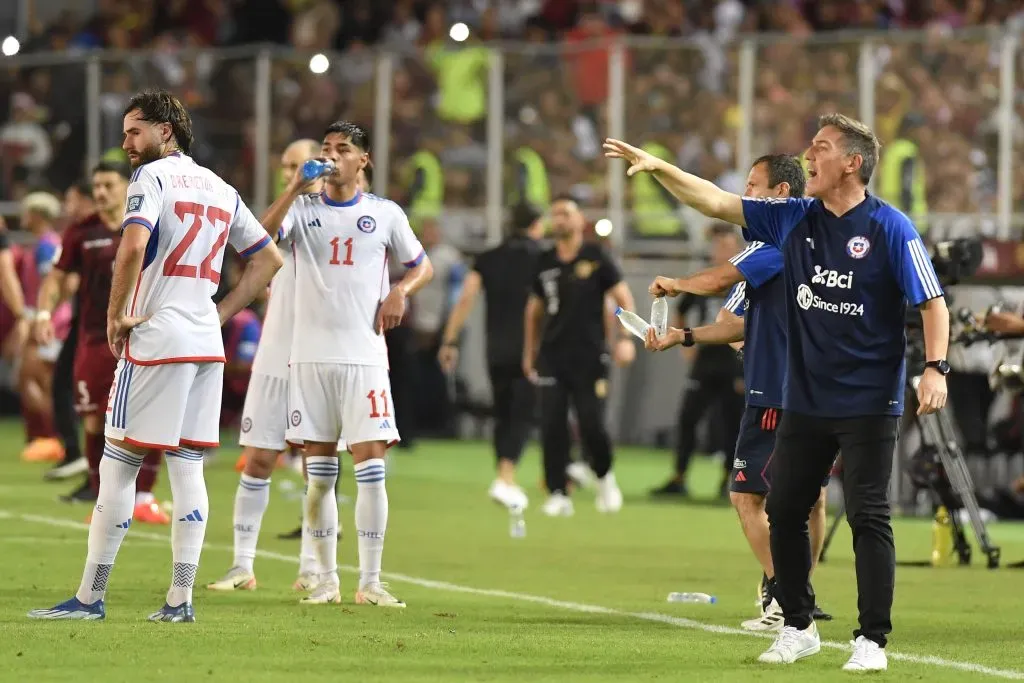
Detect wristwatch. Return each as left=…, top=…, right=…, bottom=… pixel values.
left=681, top=328, right=695, bottom=347
left=924, top=359, right=951, bottom=375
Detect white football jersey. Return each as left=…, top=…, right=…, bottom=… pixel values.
left=284, top=191, right=425, bottom=367
left=120, top=153, right=271, bottom=364
left=249, top=225, right=296, bottom=379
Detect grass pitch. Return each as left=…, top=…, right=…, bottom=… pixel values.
left=1, top=421, right=1022, bottom=682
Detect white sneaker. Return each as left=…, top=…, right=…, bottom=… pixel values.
left=542, top=492, right=574, bottom=517
left=842, top=636, right=887, bottom=671
left=300, top=576, right=341, bottom=604
left=742, top=598, right=784, bottom=631
left=292, top=571, right=318, bottom=592
left=355, top=582, right=406, bottom=608
left=566, top=461, right=596, bottom=489
left=757, top=622, right=820, bottom=664
left=488, top=479, right=528, bottom=510
left=206, top=566, right=257, bottom=591
left=595, top=472, right=623, bottom=513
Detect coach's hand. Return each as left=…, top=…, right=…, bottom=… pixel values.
left=644, top=326, right=682, bottom=351
left=107, top=314, right=150, bottom=358
left=603, top=139, right=662, bottom=177
left=649, top=276, right=681, bottom=298
left=376, top=287, right=406, bottom=334
left=438, top=343, right=459, bottom=373
left=916, top=367, right=948, bottom=415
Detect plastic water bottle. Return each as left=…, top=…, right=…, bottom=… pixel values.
left=615, top=307, right=650, bottom=340
left=509, top=505, right=526, bottom=538
left=651, top=296, right=668, bottom=337
left=667, top=592, right=717, bottom=604
left=301, top=159, right=336, bottom=182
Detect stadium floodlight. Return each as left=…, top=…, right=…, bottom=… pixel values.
left=2, top=36, right=20, bottom=57
left=594, top=218, right=613, bottom=237
left=449, top=23, right=469, bottom=42
left=309, top=53, right=329, bottom=74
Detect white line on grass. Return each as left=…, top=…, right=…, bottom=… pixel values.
left=4, top=510, right=1022, bottom=680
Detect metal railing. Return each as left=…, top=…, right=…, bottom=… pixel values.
left=1, top=26, right=1021, bottom=249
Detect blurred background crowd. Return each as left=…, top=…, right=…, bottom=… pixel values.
left=2, top=0, right=1024, bottom=514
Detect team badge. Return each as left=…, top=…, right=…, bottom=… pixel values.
left=357, top=215, right=376, bottom=233
left=575, top=260, right=595, bottom=279
left=126, top=195, right=144, bottom=212
left=241, top=417, right=252, bottom=433
left=846, top=235, right=870, bottom=259
left=290, top=410, right=302, bottom=426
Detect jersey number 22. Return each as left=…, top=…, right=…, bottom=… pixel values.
left=165, top=201, right=231, bottom=284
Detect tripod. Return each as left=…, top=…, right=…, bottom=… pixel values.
left=818, top=374, right=1001, bottom=568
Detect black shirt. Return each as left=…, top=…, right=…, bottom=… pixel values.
left=532, top=242, right=621, bottom=362
left=473, top=236, right=543, bottom=368
left=677, top=292, right=742, bottom=379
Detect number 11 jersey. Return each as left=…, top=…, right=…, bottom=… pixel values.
left=120, top=153, right=272, bottom=365
left=282, top=191, right=425, bottom=368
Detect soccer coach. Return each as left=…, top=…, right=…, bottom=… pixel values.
left=605, top=113, right=950, bottom=672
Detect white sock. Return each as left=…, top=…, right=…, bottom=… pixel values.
left=165, top=446, right=209, bottom=607
left=76, top=443, right=142, bottom=605
left=233, top=473, right=270, bottom=573
left=298, top=487, right=319, bottom=575
left=303, top=456, right=339, bottom=586
left=354, top=458, right=388, bottom=588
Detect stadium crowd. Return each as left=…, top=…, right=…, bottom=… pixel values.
left=2, top=0, right=1023, bottom=222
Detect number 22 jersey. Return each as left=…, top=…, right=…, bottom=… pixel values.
left=120, top=153, right=272, bottom=365
left=282, top=191, right=425, bottom=368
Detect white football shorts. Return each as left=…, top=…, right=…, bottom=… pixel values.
left=105, top=359, right=222, bottom=450
left=239, top=373, right=289, bottom=451
left=286, top=363, right=400, bottom=448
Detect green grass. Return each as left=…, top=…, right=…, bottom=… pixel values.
left=1, top=420, right=1023, bottom=682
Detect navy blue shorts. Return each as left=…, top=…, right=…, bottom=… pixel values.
left=730, top=406, right=831, bottom=495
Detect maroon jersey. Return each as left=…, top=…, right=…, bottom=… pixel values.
left=55, top=213, right=121, bottom=347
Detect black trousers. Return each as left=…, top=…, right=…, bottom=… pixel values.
left=52, top=319, right=81, bottom=462
left=489, top=363, right=535, bottom=466
left=947, top=372, right=994, bottom=457
left=766, top=411, right=898, bottom=647
left=538, top=354, right=612, bottom=493
left=674, top=374, right=743, bottom=478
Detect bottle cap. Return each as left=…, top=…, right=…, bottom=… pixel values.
left=614, top=307, right=623, bottom=316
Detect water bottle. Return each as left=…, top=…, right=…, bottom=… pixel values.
left=651, top=296, right=668, bottom=337
left=667, top=592, right=717, bottom=604
left=930, top=505, right=955, bottom=567
left=615, top=307, right=650, bottom=340
left=301, top=159, right=336, bottom=182
left=509, top=505, right=526, bottom=538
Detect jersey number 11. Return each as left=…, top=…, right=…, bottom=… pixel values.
left=329, top=237, right=355, bottom=266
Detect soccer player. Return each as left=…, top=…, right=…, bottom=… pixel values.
left=28, top=88, right=283, bottom=622
left=438, top=203, right=545, bottom=510
left=260, top=121, right=432, bottom=607
left=606, top=113, right=949, bottom=671
left=45, top=179, right=96, bottom=481
left=34, top=161, right=169, bottom=522
left=523, top=197, right=635, bottom=517
left=643, top=154, right=831, bottom=629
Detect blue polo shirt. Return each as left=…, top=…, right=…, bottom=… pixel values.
left=723, top=241, right=786, bottom=409
left=741, top=193, right=943, bottom=418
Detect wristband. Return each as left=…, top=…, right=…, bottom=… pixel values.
left=681, top=328, right=695, bottom=347
left=34, top=309, right=51, bottom=322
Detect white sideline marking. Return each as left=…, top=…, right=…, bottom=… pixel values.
left=4, top=510, right=1023, bottom=680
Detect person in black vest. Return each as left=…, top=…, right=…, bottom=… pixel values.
left=439, top=204, right=545, bottom=510
left=523, top=197, right=636, bottom=517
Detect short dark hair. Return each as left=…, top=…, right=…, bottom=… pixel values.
left=362, top=159, right=374, bottom=189
left=817, top=113, right=881, bottom=185
left=92, top=159, right=131, bottom=181
left=70, top=177, right=93, bottom=197
left=323, top=121, right=370, bottom=152
left=510, top=202, right=542, bottom=235
left=123, top=89, right=194, bottom=155
left=751, top=154, right=806, bottom=198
